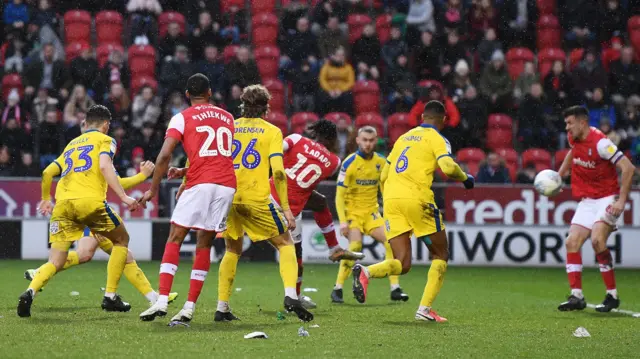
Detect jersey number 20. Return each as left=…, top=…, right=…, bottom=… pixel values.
left=286, top=153, right=322, bottom=188
left=197, top=126, right=233, bottom=157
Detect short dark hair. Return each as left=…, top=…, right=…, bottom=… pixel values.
left=562, top=105, right=589, bottom=120
left=309, top=119, right=337, bottom=143
left=186, top=73, right=211, bottom=98
left=85, top=105, right=111, bottom=126
left=423, top=100, right=446, bottom=120
left=241, top=85, right=271, bottom=118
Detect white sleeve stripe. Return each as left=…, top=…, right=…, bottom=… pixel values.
left=167, top=113, right=185, bottom=134
left=283, top=140, right=290, bottom=152
left=287, top=134, right=302, bottom=144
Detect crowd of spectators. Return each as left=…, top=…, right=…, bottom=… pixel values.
left=2, top=0, right=640, bottom=184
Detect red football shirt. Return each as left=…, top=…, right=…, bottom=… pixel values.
left=270, top=134, right=341, bottom=216
left=568, top=127, right=622, bottom=199
left=166, top=104, right=236, bottom=189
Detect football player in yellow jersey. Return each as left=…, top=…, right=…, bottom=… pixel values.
left=330, top=126, right=409, bottom=303
left=18, top=105, right=140, bottom=317
left=352, top=101, right=475, bottom=322
left=216, top=85, right=313, bottom=322
left=23, top=161, right=178, bottom=306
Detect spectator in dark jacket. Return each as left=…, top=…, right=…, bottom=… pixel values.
left=457, top=86, right=487, bottom=148
left=281, top=17, right=319, bottom=75
left=610, top=47, right=640, bottom=105
left=317, top=16, right=349, bottom=59
left=32, top=0, right=59, bottom=29
left=518, top=83, right=553, bottom=149
left=158, top=22, right=188, bottom=60
left=282, top=0, right=309, bottom=34
left=544, top=60, right=573, bottom=116
left=223, top=46, right=261, bottom=94
left=37, top=108, right=64, bottom=168
left=0, top=146, right=14, bottom=176
left=97, top=49, right=130, bottom=101
left=13, top=152, right=39, bottom=177
left=291, top=61, right=318, bottom=112
left=479, top=49, right=512, bottom=113
left=387, top=81, right=416, bottom=115
left=441, top=30, right=467, bottom=81
left=468, top=0, right=497, bottom=45
left=600, top=0, right=627, bottom=42
left=477, top=28, right=502, bottom=69
left=220, top=5, right=247, bottom=44
left=498, top=0, right=537, bottom=49
left=69, top=45, right=99, bottom=92
left=196, top=45, right=225, bottom=102
left=311, top=0, right=348, bottom=34
left=351, top=24, right=381, bottom=71
left=0, top=115, right=30, bottom=160
left=103, top=82, right=130, bottom=124
left=381, top=26, right=408, bottom=71
left=159, top=45, right=194, bottom=98
left=560, top=0, right=599, bottom=49
left=516, top=163, right=537, bottom=184
left=411, top=30, right=439, bottom=81
left=571, top=49, right=608, bottom=102
left=385, top=53, right=415, bottom=95
left=476, top=152, right=511, bottom=184
left=189, top=10, right=225, bottom=62
left=24, top=43, right=69, bottom=99
left=586, top=87, right=617, bottom=128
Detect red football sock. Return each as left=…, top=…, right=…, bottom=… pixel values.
left=566, top=252, right=583, bottom=291
left=313, top=207, right=339, bottom=248
left=159, top=242, right=181, bottom=296
left=187, top=248, right=211, bottom=303
left=596, top=249, right=616, bottom=291
left=295, top=242, right=303, bottom=296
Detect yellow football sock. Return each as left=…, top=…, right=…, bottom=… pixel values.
left=368, top=258, right=403, bottom=278
left=62, top=251, right=80, bottom=270
left=123, top=260, right=153, bottom=296
left=105, top=246, right=128, bottom=293
left=335, top=241, right=362, bottom=286
left=384, top=241, right=400, bottom=287
left=218, top=251, right=240, bottom=302
left=28, top=262, right=57, bottom=292
left=420, top=259, right=448, bottom=307
left=278, top=245, right=298, bottom=289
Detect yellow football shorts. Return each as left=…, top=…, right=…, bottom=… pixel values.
left=383, top=198, right=445, bottom=239
left=223, top=202, right=286, bottom=242
left=347, top=210, right=385, bottom=235
left=49, top=199, right=122, bottom=244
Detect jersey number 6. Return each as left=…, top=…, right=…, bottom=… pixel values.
left=395, top=147, right=410, bottom=173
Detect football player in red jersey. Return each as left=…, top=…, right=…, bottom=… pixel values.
left=557, top=106, right=636, bottom=312
left=138, top=74, right=237, bottom=323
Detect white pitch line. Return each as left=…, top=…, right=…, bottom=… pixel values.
left=586, top=303, right=640, bottom=318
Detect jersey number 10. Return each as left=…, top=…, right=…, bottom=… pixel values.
left=285, top=153, right=322, bottom=189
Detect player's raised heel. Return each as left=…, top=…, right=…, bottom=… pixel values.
left=139, top=302, right=167, bottom=321
left=390, top=288, right=409, bottom=302
left=329, top=247, right=365, bottom=262
left=214, top=311, right=240, bottom=322
left=300, top=295, right=317, bottom=309
left=170, top=308, right=193, bottom=323
left=17, top=290, right=34, bottom=318
left=595, top=294, right=620, bottom=312
left=24, top=269, right=43, bottom=292
left=352, top=264, right=369, bottom=304
left=331, top=288, right=344, bottom=303
left=102, top=295, right=131, bottom=312
left=557, top=295, right=587, bottom=311
left=284, top=296, right=314, bottom=322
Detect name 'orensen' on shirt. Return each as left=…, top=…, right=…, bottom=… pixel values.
left=235, top=127, right=266, bottom=134
left=192, top=111, right=232, bottom=124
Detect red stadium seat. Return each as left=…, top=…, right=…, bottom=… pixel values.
left=464, top=162, right=480, bottom=177
left=568, top=48, right=584, bottom=70
left=2, top=73, right=23, bottom=101
left=324, top=112, right=352, bottom=127
left=96, top=11, right=123, bottom=46
left=506, top=47, right=535, bottom=80
left=387, top=113, right=411, bottom=144
left=128, top=45, right=156, bottom=78
left=536, top=15, right=561, bottom=50
left=355, top=113, right=384, bottom=136
left=376, top=14, right=392, bottom=44
left=628, top=16, right=640, bottom=53
left=456, top=148, right=486, bottom=163
left=252, top=14, right=279, bottom=47
left=291, top=112, right=320, bottom=134
left=347, top=14, right=372, bottom=44
left=495, top=148, right=518, bottom=166
left=65, top=42, right=89, bottom=65
left=251, top=0, right=276, bottom=15
left=64, top=10, right=91, bottom=45
left=223, top=45, right=240, bottom=64
left=130, top=76, right=158, bottom=96
left=254, top=46, right=280, bottom=81
left=353, top=80, right=380, bottom=115
left=264, top=79, right=284, bottom=113
left=221, top=0, right=245, bottom=12
left=522, top=148, right=552, bottom=169
left=536, top=0, right=556, bottom=15
left=506, top=163, right=517, bottom=182
left=265, top=111, right=288, bottom=134
left=554, top=148, right=570, bottom=170
left=97, top=43, right=124, bottom=68
left=537, top=48, right=565, bottom=78
left=158, top=11, right=186, bottom=38
left=486, top=114, right=513, bottom=151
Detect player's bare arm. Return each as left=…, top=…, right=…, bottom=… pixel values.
left=558, top=149, right=573, bottom=178
left=38, top=161, right=61, bottom=215
left=140, top=137, right=180, bottom=206
left=99, top=154, right=138, bottom=211
left=612, top=156, right=636, bottom=216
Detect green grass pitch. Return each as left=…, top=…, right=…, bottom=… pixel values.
left=0, top=260, right=639, bottom=358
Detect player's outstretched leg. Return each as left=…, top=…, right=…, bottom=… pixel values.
left=170, top=231, right=215, bottom=323
left=100, top=224, right=132, bottom=312
left=592, top=223, right=620, bottom=312
left=415, top=232, right=449, bottom=322
left=558, top=226, right=589, bottom=311
left=333, top=228, right=363, bottom=303
left=24, top=251, right=80, bottom=291
left=140, top=225, right=189, bottom=321
left=215, top=237, right=241, bottom=322
left=295, top=242, right=317, bottom=310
